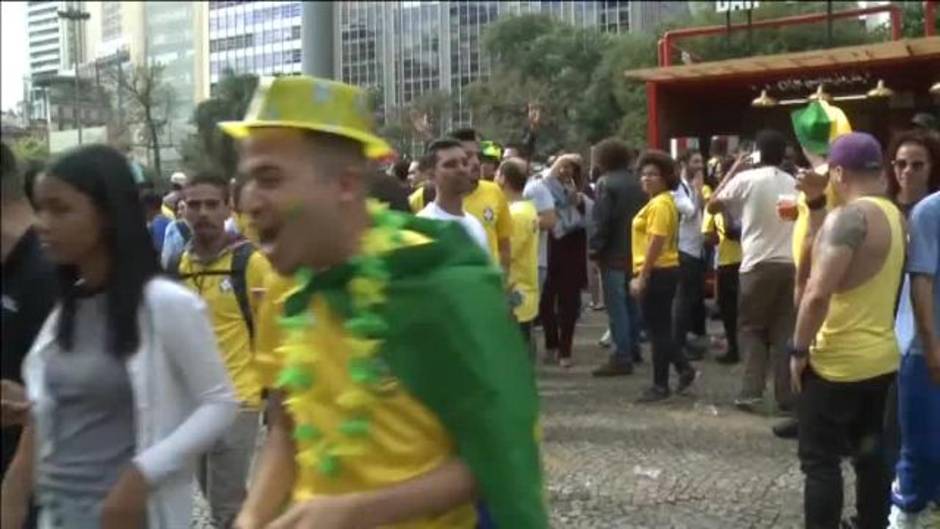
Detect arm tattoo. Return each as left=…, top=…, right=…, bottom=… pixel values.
left=824, top=205, right=867, bottom=249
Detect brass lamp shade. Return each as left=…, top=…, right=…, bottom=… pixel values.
left=751, top=89, right=778, bottom=108
left=807, top=84, right=833, bottom=103
left=931, top=81, right=940, bottom=95
left=866, top=79, right=894, bottom=98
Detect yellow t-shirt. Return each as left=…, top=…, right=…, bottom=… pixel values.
left=178, top=245, right=271, bottom=407
left=631, top=191, right=680, bottom=274
left=462, top=180, right=512, bottom=262
left=702, top=211, right=742, bottom=267
left=256, top=245, right=476, bottom=528
left=508, top=200, right=540, bottom=322
left=810, top=197, right=904, bottom=382
left=234, top=212, right=260, bottom=245
left=408, top=187, right=425, bottom=214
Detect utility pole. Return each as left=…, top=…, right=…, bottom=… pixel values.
left=58, top=6, right=91, bottom=146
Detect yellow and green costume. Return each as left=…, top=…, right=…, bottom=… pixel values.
left=257, top=203, right=548, bottom=529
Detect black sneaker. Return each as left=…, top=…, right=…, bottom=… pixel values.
left=631, top=348, right=644, bottom=364
left=772, top=418, right=799, bottom=440
left=636, top=386, right=670, bottom=403
left=676, top=369, right=699, bottom=394
left=592, top=361, right=634, bottom=377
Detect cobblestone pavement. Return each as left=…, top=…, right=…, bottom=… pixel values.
left=194, top=308, right=863, bottom=529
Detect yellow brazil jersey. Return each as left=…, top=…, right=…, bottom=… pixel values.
left=462, top=180, right=512, bottom=263
left=702, top=210, right=742, bottom=267
left=508, top=200, right=540, bottom=322
left=234, top=212, right=260, bottom=245
left=792, top=183, right=840, bottom=266
left=409, top=187, right=425, bottom=214
left=631, top=191, right=680, bottom=274
left=178, top=243, right=271, bottom=407
left=810, top=197, right=904, bottom=382
left=256, top=233, right=476, bottom=529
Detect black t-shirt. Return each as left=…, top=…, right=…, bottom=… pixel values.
left=1, top=227, right=58, bottom=474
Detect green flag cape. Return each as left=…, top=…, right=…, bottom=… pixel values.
left=283, top=212, right=549, bottom=529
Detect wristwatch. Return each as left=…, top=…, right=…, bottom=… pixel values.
left=789, top=341, right=810, bottom=359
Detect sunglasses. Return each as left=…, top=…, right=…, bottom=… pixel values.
left=892, top=159, right=927, bottom=172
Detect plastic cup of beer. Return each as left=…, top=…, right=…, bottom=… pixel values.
left=776, top=194, right=798, bottom=221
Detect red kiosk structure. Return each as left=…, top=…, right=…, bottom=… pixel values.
left=627, top=2, right=940, bottom=151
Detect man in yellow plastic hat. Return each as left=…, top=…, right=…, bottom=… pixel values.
left=226, top=76, right=546, bottom=529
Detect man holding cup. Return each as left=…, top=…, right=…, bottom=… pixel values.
left=706, top=130, right=798, bottom=427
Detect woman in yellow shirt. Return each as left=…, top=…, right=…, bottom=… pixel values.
left=629, top=150, right=698, bottom=403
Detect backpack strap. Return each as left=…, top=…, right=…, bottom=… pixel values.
left=229, top=242, right=256, bottom=342
left=166, top=251, right=183, bottom=278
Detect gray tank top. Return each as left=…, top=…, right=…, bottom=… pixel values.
left=37, top=293, right=136, bottom=497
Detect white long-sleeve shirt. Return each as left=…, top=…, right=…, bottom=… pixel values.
left=673, top=179, right=704, bottom=258
left=24, top=278, right=238, bottom=528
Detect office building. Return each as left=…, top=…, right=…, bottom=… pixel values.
left=208, top=1, right=303, bottom=91
left=334, top=1, right=688, bottom=126
left=26, top=1, right=89, bottom=121
left=143, top=1, right=209, bottom=171
left=27, top=1, right=87, bottom=78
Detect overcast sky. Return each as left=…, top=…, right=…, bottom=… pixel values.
left=2, top=1, right=28, bottom=112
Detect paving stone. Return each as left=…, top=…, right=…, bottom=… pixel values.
left=192, top=306, right=863, bottom=528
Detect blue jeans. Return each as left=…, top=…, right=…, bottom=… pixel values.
left=893, top=354, right=940, bottom=513
left=601, top=267, right=636, bottom=366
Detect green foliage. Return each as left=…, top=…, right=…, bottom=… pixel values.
left=895, top=0, right=936, bottom=38
left=468, top=14, right=613, bottom=156
left=378, top=89, right=452, bottom=158
left=181, top=69, right=259, bottom=176
left=10, top=135, right=50, bottom=164
left=470, top=3, right=896, bottom=156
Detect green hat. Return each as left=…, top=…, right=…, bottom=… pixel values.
left=791, top=101, right=831, bottom=156
left=219, top=76, right=392, bottom=159
left=480, top=140, right=502, bottom=161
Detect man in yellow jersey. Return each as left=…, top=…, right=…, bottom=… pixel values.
left=702, top=206, right=742, bottom=364
left=789, top=133, right=905, bottom=529
left=407, top=155, right=436, bottom=214
left=497, top=157, right=540, bottom=349
left=449, top=128, right=512, bottom=272
left=173, top=173, right=271, bottom=529
left=224, top=76, right=546, bottom=529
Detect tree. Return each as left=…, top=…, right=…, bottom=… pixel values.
left=378, top=89, right=454, bottom=158
left=180, top=70, right=259, bottom=176
left=471, top=4, right=893, bottom=157
left=10, top=134, right=50, bottom=163
left=468, top=14, right=612, bottom=157
left=110, top=63, right=176, bottom=179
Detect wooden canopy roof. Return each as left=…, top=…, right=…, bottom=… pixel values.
left=625, top=37, right=940, bottom=84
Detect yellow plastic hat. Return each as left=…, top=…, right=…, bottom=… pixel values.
left=219, top=76, right=392, bottom=159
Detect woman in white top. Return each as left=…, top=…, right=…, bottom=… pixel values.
left=0, top=145, right=238, bottom=529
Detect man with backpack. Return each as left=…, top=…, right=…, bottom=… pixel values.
left=170, top=172, right=271, bottom=529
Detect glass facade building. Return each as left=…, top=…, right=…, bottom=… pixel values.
left=208, top=1, right=303, bottom=90
left=335, top=1, right=683, bottom=127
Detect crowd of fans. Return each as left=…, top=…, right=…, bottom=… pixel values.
left=0, top=72, right=938, bottom=529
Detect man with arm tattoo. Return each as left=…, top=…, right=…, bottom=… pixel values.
left=790, top=133, right=906, bottom=529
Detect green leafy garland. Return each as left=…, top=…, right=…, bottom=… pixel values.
left=274, top=200, right=407, bottom=483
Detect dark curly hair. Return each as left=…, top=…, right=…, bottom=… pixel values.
left=594, top=138, right=633, bottom=173
left=886, top=129, right=940, bottom=201
left=636, top=149, right=679, bottom=191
